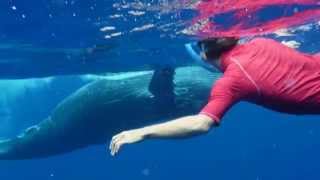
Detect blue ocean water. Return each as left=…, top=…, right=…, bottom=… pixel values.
left=0, top=0, right=320, bottom=179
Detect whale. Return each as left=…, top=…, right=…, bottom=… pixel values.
left=0, top=67, right=218, bottom=160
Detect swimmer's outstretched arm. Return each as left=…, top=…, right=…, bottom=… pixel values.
left=109, top=114, right=214, bottom=156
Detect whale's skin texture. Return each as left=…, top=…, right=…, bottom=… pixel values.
left=0, top=67, right=218, bottom=160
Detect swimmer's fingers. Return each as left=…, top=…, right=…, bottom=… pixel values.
left=109, top=133, right=123, bottom=156
left=109, top=133, right=121, bottom=150
left=109, top=130, right=145, bottom=156
left=109, top=132, right=126, bottom=152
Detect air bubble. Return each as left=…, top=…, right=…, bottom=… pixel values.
left=142, top=168, right=150, bottom=176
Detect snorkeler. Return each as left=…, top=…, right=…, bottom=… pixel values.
left=109, top=37, right=320, bottom=156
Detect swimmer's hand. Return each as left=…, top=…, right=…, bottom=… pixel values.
left=109, top=115, right=214, bottom=156
left=109, top=129, right=145, bottom=156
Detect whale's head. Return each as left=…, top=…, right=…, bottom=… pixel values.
left=0, top=125, right=54, bottom=160
left=0, top=138, right=18, bottom=160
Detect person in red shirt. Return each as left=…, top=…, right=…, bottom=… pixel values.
left=109, top=37, right=320, bottom=156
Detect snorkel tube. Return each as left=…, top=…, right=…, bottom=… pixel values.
left=184, top=42, right=219, bottom=72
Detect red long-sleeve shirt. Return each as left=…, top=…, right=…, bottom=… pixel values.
left=200, top=38, right=320, bottom=123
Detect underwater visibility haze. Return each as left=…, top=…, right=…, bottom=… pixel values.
left=0, top=0, right=320, bottom=179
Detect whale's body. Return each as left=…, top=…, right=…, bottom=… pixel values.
left=0, top=67, right=217, bottom=160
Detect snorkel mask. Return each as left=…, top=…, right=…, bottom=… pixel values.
left=185, top=42, right=220, bottom=72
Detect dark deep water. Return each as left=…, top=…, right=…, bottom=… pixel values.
left=2, top=102, right=320, bottom=179
left=0, top=0, right=320, bottom=179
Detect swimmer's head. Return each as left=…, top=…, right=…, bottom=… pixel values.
left=197, top=37, right=239, bottom=62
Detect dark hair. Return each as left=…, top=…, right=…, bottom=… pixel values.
left=197, top=37, right=239, bottom=60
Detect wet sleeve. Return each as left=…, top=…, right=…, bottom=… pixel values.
left=199, top=76, right=241, bottom=124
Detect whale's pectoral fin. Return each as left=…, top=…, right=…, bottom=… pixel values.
left=18, top=125, right=40, bottom=138
left=24, top=125, right=40, bottom=134
left=148, top=67, right=176, bottom=108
